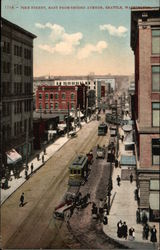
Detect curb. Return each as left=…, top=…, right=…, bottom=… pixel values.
left=1, top=119, right=94, bottom=205
left=1, top=136, right=70, bottom=206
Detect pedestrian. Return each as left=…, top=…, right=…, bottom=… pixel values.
left=103, top=211, right=108, bottom=225
left=44, top=148, right=46, bottom=155
left=31, top=163, right=34, bottom=173
left=142, top=210, right=148, bottom=224
left=1, top=179, right=5, bottom=189
left=130, top=173, right=133, bottom=183
left=132, top=228, right=135, bottom=240
left=150, top=225, right=157, bottom=243
left=129, top=227, right=135, bottom=240
left=25, top=169, right=28, bottom=179
left=26, top=164, right=29, bottom=171
left=117, top=220, right=123, bottom=238
left=136, top=209, right=141, bottom=223
left=42, top=154, right=44, bottom=163
left=121, top=135, right=124, bottom=142
left=19, top=192, right=24, bottom=207
left=37, top=153, right=39, bottom=161
left=122, top=221, right=128, bottom=240
left=143, top=223, right=149, bottom=240
left=116, top=175, right=121, bottom=186
left=115, top=159, right=118, bottom=168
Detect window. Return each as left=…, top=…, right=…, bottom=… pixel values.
left=2, top=103, right=10, bottom=116
left=24, top=66, right=31, bottom=76
left=55, top=103, right=58, bottom=109
left=50, top=93, right=53, bottom=99
left=71, top=103, right=74, bottom=109
left=3, top=41, right=10, bottom=53
left=152, top=103, right=160, bottom=127
left=24, top=48, right=31, bottom=59
left=24, top=100, right=31, bottom=112
left=39, top=93, right=42, bottom=99
left=71, top=93, right=74, bottom=100
left=24, top=82, right=31, bottom=94
left=14, top=64, right=22, bottom=75
left=55, top=93, right=58, bottom=99
left=152, top=30, right=160, bottom=54
left=78, top=170, right=81, bottom=174
left=45, top=103, right=49, bottom=109
left=3, top=62, right=10, bottom=73
left=152, top=139, right=160, bottom=165
left=152, top=66, right=160, bottom=92
left=2, top=82, right=11, bottom=95
left=50, top=103, right=53, bottom=109
left=14, top=45, right=22, bottom=57
left=39, top=103, right=42, bottom=109
left=62, top=93, right=66, bottom=99
left=45, top=93, right=49, bottom=99
left=14, top=82, right=22, bottom=94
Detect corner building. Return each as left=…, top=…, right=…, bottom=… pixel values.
left=1, top=18, right=36, bottom=162
left=131, top=8, right=160, bottom=221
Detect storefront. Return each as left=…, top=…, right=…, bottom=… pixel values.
left=149, top=180, right=160, bottom=221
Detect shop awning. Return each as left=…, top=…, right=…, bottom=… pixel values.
left=120, top=155, right=136, bottom=166
left=6, top=149, right=22, bottom=165
left=150, top=180, right=160, bottom=191
left=70, top=111, right=84, bottom=118
left=149, top=193, right=160, bottom=210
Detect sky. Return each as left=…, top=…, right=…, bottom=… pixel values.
left=2, top=0, right=159, bottom=77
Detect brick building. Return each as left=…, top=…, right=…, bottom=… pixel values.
left=35, top=85, right=87, bottom=121
left=131, top=8, right=160, bottom=220
left=1, top=18, right=36, bottom=164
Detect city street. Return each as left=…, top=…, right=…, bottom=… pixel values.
left=1, top=114, right=112, bottom=249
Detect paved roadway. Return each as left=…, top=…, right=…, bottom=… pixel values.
left=1, top=115, right=109, bottom=249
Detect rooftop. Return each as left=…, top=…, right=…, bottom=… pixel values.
left=2, top=17, right=37, bottom=39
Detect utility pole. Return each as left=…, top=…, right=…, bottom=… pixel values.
left=86, top=93, right=88, bottom=122
left=25, top=119, right=29, bottom=168
left=115, top=100, right=119, bottom=158
left=67, top=102, right=69, bottom=137
left=78, top=104, right=81, bottom=128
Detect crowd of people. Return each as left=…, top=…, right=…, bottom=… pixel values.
left=116, top=219, right=157, bottom=244
left=117, top=220, right=128, bottom=239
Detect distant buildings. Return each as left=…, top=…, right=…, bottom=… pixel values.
left=33, top=75, right=121, bottom=112
left=1, top=18, right=36, bottom=164
left=35, top=85, right=87, bottom=121
left=131, top=7, right=160, bottom=221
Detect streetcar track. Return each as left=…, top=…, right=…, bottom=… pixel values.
left=4, top=118, right=110, bottom=248
left=5, top=121, right=102, bottom=247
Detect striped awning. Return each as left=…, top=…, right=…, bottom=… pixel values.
left=6, top=149, right=22, bottom=165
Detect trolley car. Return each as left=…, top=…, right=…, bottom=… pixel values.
left=98, top=123, right=108, bottom=136
left=68, top=155, right=88, bottom=186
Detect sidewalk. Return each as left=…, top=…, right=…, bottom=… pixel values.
left=1, top=135, right=69, bottom=205
left=103, top=136, right=159, bottom=249
left=1, top=116, right=98, bottom=205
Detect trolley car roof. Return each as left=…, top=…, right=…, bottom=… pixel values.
left=69, top=155, right=88, bottom=169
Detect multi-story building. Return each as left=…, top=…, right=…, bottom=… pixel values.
left=1, top=18, right=36, bottom=164
left=34, top=75, right=118, bottom=109
left=131, top=8, right=160, bottom=221
left=35, top=85, right=87, bottom=121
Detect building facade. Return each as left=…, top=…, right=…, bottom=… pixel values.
left=35, top=85, right=87, bottom=121
left=1, top=18, right=36, bottom=164
left=131, top=8, right=160, bottom=220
